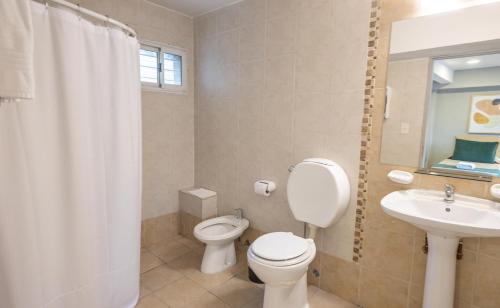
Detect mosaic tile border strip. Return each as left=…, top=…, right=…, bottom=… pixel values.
left=352, top=0, right=381, bottom=263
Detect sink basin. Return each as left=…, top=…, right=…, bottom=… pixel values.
left=381, top=189, right=500, bottom=237
left=381, top=188, right=500, bottom=308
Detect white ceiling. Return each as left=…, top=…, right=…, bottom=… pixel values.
left=437, top=53, right=500, bottom=71
left=147, top=0, right=239, bottom=17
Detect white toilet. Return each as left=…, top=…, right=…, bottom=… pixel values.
left=247, top=158, right=350, bottom=308
left=194, top=215, right=249, bottom=274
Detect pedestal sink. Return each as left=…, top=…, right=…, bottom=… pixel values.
left=381, top=189, right=500, bottom=308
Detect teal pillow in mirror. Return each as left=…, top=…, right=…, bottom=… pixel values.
left=452, top=139, right=499, bottom=163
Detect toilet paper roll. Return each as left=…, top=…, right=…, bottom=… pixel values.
left=254, top=181, right=276, bottom=197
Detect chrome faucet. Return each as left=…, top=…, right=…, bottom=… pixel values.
left=234, top=208, right=243, bottom=220
left=444, top=184, right=455, bottom=203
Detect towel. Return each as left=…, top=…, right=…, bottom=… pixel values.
left=0, top=0, right=34, bottom=102
left=456, top=161, right=476, bottom=170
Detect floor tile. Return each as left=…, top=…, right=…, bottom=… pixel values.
left=309, top=289, right=358, bottom=308
left=210, top=276, right=264, bottom=307
left=308, top=285, right=321, bottom=299
left=153, top=277, right=208, bottom=308
left=139, top=284, right=152, bottom=299
left=182, top=292, right=230, bottom=308
left=167, top=251, right=203, bottom=275
left=239, top=296, right=263, bottom=308
left=140, top=250, right=163, bottom=274
left=186, top=266, right=238, bottom=290
left=150, top=240, right=192, bottom=263
left=177, top=237, right=206, bottom=255
left=135, top=295, right=169, bottom=308
left=140, top=264, right=184, bottom=292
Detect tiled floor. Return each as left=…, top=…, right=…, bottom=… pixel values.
left=138, top=235, right=357, bottom=308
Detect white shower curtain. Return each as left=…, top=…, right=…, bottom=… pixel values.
left=0, top=2, right=141, bottom=308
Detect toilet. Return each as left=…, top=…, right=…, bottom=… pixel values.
left=194, top=215, right=249, bottom=274
left=247, top=158, right=350, bottom=308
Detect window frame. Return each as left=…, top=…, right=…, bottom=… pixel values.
left=140, top=40, right=188, bottom=95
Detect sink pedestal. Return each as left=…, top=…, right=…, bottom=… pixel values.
left=423, top=233, right=459, bottom=308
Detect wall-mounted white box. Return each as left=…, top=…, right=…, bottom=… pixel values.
left=179, top=188, right=217, bottom=220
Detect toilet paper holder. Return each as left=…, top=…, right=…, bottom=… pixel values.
left=254, top=180, right=277, bottom=196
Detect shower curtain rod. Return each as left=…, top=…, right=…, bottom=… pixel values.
left=34, top=0, right=137, bottom=38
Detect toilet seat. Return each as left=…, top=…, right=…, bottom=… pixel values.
left=251, top=232, right=309, bottom=260
left=249, top=232, right=315, bottom=267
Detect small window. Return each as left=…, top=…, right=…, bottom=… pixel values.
left=140, top=42, right=187, bottom=93
left=163, top=53, right=182, bottom=86
left=140, top=47, right=160, bottom=85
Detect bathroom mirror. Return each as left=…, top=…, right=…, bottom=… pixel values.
left=381, top=53, right=500, bottom=180
left=379, top=4, right=500, bottom=181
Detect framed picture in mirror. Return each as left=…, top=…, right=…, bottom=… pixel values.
left=468, top=94, right=500, bottom=134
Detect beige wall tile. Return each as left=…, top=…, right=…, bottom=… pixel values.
left=359, top=267, right=409, bottom=308
left=297, top=0, right=334, bottom=28
left=473, top=254, right=500, bottom=308
left=217, top=30, right=239, bottom=65
left=294, top=91, right=333, bottom=134
left=267, top=0, right=298, bottom=19
left=408, top=283, right=424, bottom=308
left=240, top=23, right=266, bottom=62
left=179, top=211, right=202, bottom=240
left=239, top=0, right=266, bottom=26
left=455, top=250, right=478, bottom=306
left=195, top=12, right=217, bottom=39
left=266, top=15, right=296, bottom=57
left=240, top=227, right=264, bottom=246
left=320, top=253, right=360, bottom=304
left=479, top=238, right=500, bottom=259
left=216, top=4, right=240, bottom=32
left=114, top=0, right=140, bottom=25
left=411, top=236, right=427, bottom=286
left=360, top=226, right=414, bottom=281
left=307, top=252, right=321, bottom=287
left=295, top=52, right=334, bottom=93
left=79, top=0, right=115, bottom=17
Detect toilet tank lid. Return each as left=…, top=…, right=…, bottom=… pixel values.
left=303, top=158, right=335, bottom=166
left=182, top=188, right=216, bottom=199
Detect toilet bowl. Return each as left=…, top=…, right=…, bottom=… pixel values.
left=194, top=215, right=249, bottom=274
left=247, top=158, right=350, bottom=308
left=247, top=232, right=316, bottom=308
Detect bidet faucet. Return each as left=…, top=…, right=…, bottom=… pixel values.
left=444, top=184, right=455, bottom=203
left=234, top=208, right=243, bottom=220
